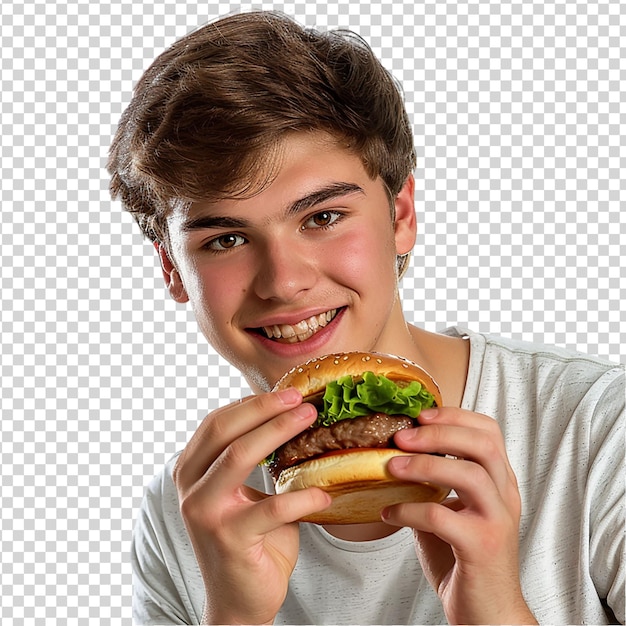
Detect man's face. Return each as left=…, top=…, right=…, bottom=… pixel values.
left=164, top=133, right=416, bottom=392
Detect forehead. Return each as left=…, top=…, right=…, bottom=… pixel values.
left=168, top=132, right=376, bottom=228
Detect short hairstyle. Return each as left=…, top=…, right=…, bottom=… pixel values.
left=108, top=10, right=416, bottom=272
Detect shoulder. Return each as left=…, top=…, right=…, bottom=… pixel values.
left=450, top=326, right=623, bottom=394
left=486, top=332, right=623, bottom=410
left=445, top=327, right=624, bottom=437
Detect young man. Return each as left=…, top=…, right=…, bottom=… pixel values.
left=108, top=11, right=624, bottom=625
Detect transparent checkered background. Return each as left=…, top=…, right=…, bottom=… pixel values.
left=2, top=0, right=624, bottom=623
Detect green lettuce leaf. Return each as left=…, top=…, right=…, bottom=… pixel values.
left=316, top=371, right=436, bottom=427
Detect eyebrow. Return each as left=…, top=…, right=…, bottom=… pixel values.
left=286, top=182, right=364, bottom=216
left=181, top=214, right=248, bottom=232
left=181, top=182, right=365, bottom=232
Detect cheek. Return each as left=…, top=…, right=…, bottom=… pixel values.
left=184, top=264, right=242, bottom=323
left=328, top=228, right=397, bottom=281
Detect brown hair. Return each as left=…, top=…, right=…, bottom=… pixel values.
left=108, top=10, right=416, bottom=272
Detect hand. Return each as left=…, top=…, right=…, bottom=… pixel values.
left=382, top=408, right=537, bottom=625
left=172, top=388, right=331, bottom=625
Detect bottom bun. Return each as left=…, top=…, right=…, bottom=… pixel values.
left=275, top=449, right=450, bottom=524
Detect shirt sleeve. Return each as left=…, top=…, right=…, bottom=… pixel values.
left=587, top=367, right=625, bottom=624
left=131, top=460, right=200, bottom=625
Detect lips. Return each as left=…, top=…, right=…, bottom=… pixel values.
left=257, top=309, right=338, bottom=344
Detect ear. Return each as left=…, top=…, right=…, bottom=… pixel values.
left=154, top=242, right=189, bottom=303
left=393, top=175, right=417, bottom=256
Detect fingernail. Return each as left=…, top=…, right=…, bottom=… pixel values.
left=293, top=403, right=316, bottom=420
left=395, top=427, right=418, bottom=442
left=278, top=387, right=301, bottom=405
left=419, top=408, right=438, bottom=420
left=389, top=455, right=410, bottom=470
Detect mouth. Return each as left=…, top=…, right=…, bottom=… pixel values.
left=254, top=308, right=340, bottom=344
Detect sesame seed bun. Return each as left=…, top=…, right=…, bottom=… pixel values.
left=270, top=351, right=449, bottom=524
left=274, top=351, right=443, bottom=406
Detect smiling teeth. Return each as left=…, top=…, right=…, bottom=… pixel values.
left=263, top=309, right=337, bottom=343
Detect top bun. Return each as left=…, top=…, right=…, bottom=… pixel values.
left=273, top=351, right=443, bottom=406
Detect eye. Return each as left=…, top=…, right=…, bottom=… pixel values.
left=301, top=210, right=343, bottom=230
left=205, top=233, right=247, bottom=252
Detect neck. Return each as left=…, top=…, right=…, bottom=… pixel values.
left=323, top=521, right=400, bottom=541
left=403, top=325, right=470, bottom=408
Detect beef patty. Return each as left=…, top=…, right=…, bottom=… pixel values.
left=268, top=413, right=415, bottom=480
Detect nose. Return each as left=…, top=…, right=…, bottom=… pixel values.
left=252, top=239, right=316, bottom=302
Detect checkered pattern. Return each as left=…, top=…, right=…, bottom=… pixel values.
left=2, top=0, right=624, bottom=623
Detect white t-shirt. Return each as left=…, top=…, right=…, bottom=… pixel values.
left=131, top=328, right=625, bottom=625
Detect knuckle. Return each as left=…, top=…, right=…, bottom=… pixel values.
left=178, top=489, right=208, bottom=526
left=251, top=390, right=280, bottom=415
left=171, top=455, right=187, bottom=490
left=201, top=409, right=229, bottom=443
left=478, top=432, right=502, bottom=461
left=391, top=501, right=443, bottom=529
left=423, top=501, right=445, bottom=527
left=418, top=451, right=440, bottom=475
left=178, top=483, right=226, bottom=533
left=178, top=490, right=197, bottom=519
left=464, top=460, right=490, bottom=488
left=420, top=423, right=443, bottom=447
left=482, top=414, right=504, bottom=438
left=219, top=436, right=251, bottom=469
left=264, top=493, right=290, bottom=520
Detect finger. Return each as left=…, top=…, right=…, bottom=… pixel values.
left=418, top=407, right=500, bottom=432
left=382, top=498, right=464, bottom=544
left=174, top=388, right=304, bottom=489
left=395, top=409, right=516, bottom=497
left=394, top=425, right=513, bottom=497
left=177, top=402, right=320, bottom=533
left=205, top=402, right=319, bottom=497
left=386, top=453, right=506, bottom=517
left=383, top=494, right=518, bottom=566
left=238, top=488, right=333, bottom=537
left=416, top=407, right=508, bottom=463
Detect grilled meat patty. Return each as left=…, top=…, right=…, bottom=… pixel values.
left=268, top=413, right=414, bottom=480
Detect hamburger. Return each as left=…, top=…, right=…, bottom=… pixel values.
left=265, top=351, right=450, bottom=524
